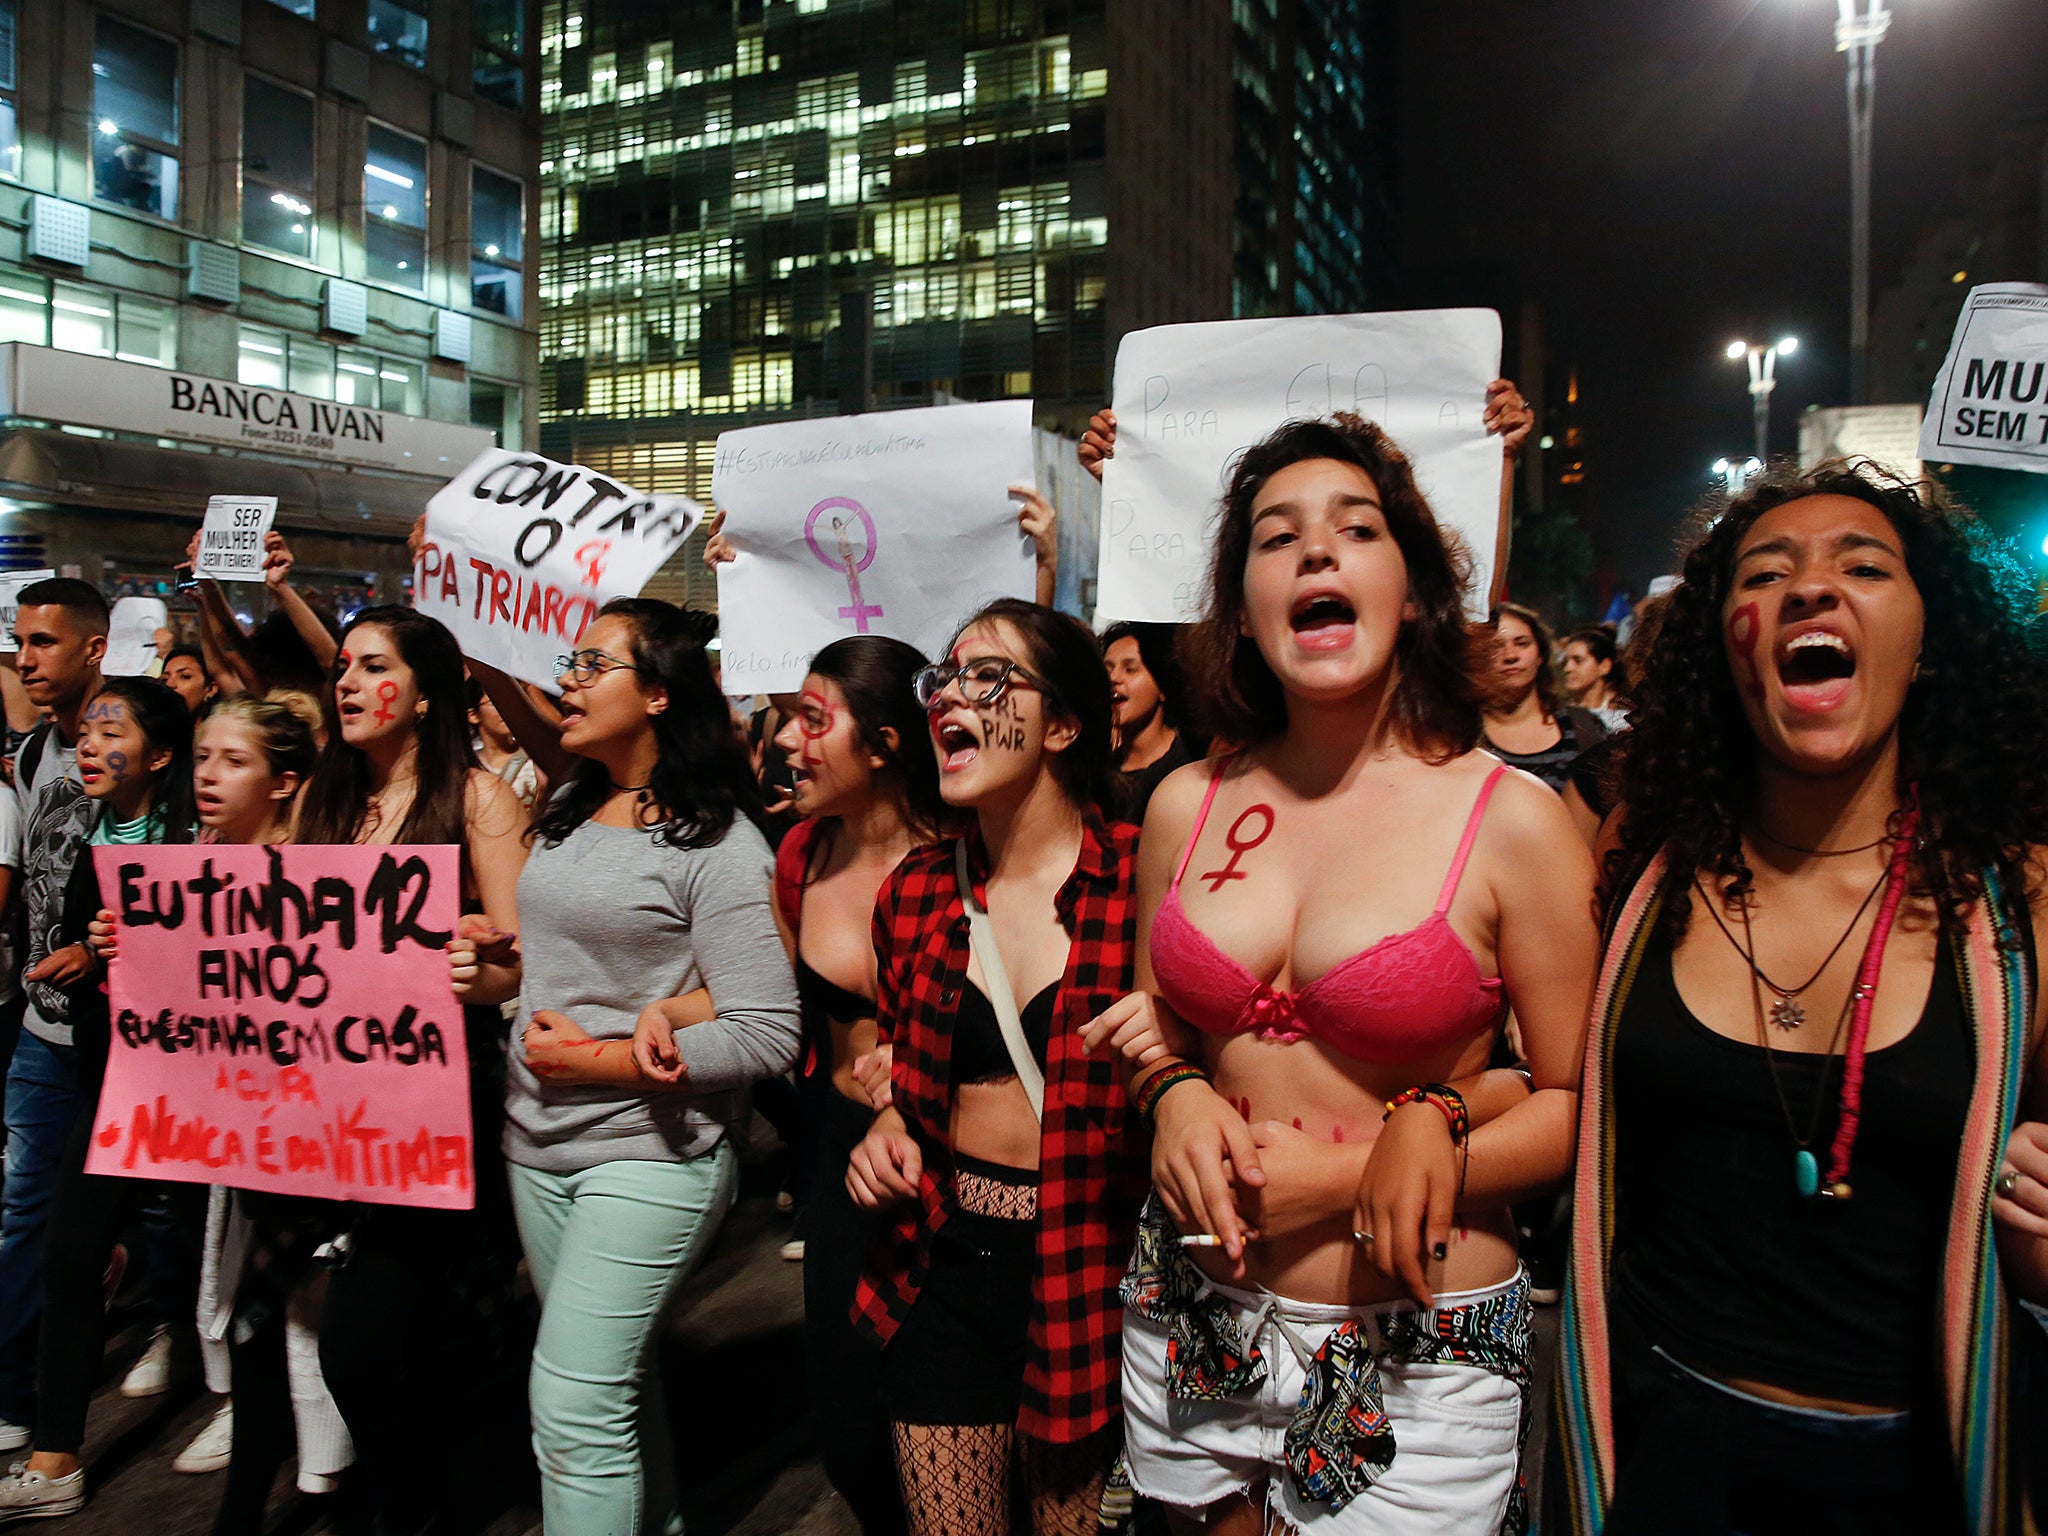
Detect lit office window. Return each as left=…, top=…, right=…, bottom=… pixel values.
left=0, top=267, right=45, bottom=344
left=473, top=0, right=524, bottom=109
left=242, top=77, right=315, bottom=260
left=116, top=293, right=174, bottom=366
left=93, top=17, right=180, bottom=219
left=364, top=125, right=426, bottom=290
left=336, top=347, right=421, bottom=414
left=367, top=0, right=427, bottom=70
left=47, top=285, right=174, bottom=367
left=470, top=166, right=523, bottom=319
left=51, top=282, right=113, bottom=355
left=236, top=323, right=287, bottom=388
left=0, top=0, right=19, bottom=180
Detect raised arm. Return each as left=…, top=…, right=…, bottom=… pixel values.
left=261, top=531, right=339, bottom=674
left=1483, top=379, right=1534, bottom=611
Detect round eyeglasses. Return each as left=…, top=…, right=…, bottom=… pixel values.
left=910, top=657, right=1049, bottom=710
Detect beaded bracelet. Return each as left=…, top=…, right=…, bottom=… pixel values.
left=1384, top=1083, right=1470, bottom=1144
left=1133, top=1061, right=1210, bottom=1122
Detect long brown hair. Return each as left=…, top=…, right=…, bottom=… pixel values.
left=296, top=607, right=477, bottom=847
left=1183, top=413, right=1488, bottom=761
left=1490, top=600, right=1561, bottom=719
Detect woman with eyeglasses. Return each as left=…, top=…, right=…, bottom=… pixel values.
left=290, top=605, right=530, bottom=1536
left=845, top=598, right=1144, bottom=1536
left=508, top=599, right=799, bottom=1534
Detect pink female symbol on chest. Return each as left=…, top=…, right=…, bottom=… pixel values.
left=804, top=496, right=882, bottom=633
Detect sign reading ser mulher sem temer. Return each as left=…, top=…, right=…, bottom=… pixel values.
left=1921, top=283, right=2048, bottom=475
left=416, top=447, right=704, bottom=690
left=0, top=343, right=492, bottom=475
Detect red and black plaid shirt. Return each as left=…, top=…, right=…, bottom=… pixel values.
left=852, top=813, right=1147, bottom=1444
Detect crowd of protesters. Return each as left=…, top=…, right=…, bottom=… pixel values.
left=0, top=376, right=2042, bottom=1536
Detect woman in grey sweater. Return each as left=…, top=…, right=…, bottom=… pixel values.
left=500, top=597, right=799, bottom=1536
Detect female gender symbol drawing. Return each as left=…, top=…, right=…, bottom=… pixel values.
left=804, top=496, right=883, bottom=633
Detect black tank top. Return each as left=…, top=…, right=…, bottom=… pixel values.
left=950, top=981, right=1057, bottom=1086
left=1611, top=927, right=1972, bottom=1404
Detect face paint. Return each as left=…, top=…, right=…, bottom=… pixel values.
left=797, top=689, right=834, bottom=770
left=84, top=698, right=121, bottom=723
left=105, top=749, right=128, bottom=784
left=979, top=691, right=1029, bottom=753
left=1199, top=804, right=1276, bottom=893
left=1726, top=601, right=1765, bottom=701
left=373, top=678, right=399, bottom=726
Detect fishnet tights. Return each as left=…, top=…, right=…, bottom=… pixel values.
left=891, top=1423, right=1112, bottom=1536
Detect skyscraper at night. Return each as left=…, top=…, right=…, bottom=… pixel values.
left=536, top=0, right=1394, bottom=603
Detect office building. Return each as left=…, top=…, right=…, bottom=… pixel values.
left=0, top=0, right=538, bottom=614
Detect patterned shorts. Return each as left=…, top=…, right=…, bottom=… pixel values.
left=1119, top=1198, right=1531, bottom=1535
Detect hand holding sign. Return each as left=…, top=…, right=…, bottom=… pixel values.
left=195, top=496, right=279, bottom=582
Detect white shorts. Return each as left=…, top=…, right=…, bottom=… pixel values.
left=1120, top=1274, right=1527, bottom=1535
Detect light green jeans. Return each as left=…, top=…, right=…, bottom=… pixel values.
left=508, top=1143, right=738, bottom=1536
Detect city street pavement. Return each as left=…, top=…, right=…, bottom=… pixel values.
left=49, top=1129, right=1556, bottom=1535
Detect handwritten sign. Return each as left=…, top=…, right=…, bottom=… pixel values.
left=0, top=567, right=55, bottom=653
left=194, top=495, right=278, bottom=581
left=88, top=843, right=475, bottom=1209
left=1921, top=283, right=2048, bottom=475
left=711, top=400, right=1037, bottom=693
left=103, top=596, right=167, bottom=677
left=415, top=448, right=704, bottom=689
left=1095, top=310, right=1505, bottom=623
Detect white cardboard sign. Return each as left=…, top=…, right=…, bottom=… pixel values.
left=104, top=596, right=167, bottom=677
left=1920, top=283, right=2048, bottom=475
left=194, top=495, right=278, bottom=582
left=710, top=400, right=1038, bottom=693
left=1095, top=310, right=1505, bottom=622
left=0, top=568, right=56, bottom=653
left=415, top=449, right=704, bottom=689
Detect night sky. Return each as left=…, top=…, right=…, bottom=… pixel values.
left=1398, top=0, right=2048, bottom=598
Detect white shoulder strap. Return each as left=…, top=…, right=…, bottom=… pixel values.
left=954, top=839, right=1045, bottom=1122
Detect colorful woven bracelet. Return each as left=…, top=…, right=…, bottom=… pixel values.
left=1384, top=1082, right=1469, bottom=1143
left=1134, top=1062, right=1210, bottom=1121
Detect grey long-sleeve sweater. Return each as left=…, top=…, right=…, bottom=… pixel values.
left=501, top=814, right=799, bottom=1173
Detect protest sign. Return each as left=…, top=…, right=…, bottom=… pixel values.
left=1095, top=310, right=1505, bottom=623
left=710, top=400, right=1038, bottom=693
left=103, top=595, right=167, bottom=676
left=194, top=495, right=278, bottom=581
left=87, top=843, right=474, bottom=1209
left=1799, top=404, right=1923, bottom=485
left=1920, top=283, right=2048, bottom=475
left=415, top=448, right=704, bottom=689
left=0, top=567, right=56, bottom=652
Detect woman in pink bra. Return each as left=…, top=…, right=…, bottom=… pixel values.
left=1084, top=412, right=1598, bottom=1535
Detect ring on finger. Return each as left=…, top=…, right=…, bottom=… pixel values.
left=1352, top=1229, right=1374, bottom=1247
left=1997, top=1169, right=2021, bottom=1200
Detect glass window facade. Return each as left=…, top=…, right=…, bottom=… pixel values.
left=93, top=17, right=180, bottom=219
left=365, top=124, right=427, bottom=289
left=475, top=0, right=526, bottom=109
left=471, top=166, right=524, bottom=318
left=538, top=1, right=1108, bottom=498
left=0, top=0, right=18, bottom=181
left=367, top=0, right=428, bottom=71
left=240, top=322, right=421, bottom=414
left=242, top=76, right=316, bottom=260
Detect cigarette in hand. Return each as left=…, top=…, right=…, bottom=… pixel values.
left=1177, top=1234, right=1226, bottom=1248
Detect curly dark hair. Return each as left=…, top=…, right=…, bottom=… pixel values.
left=1609, top=458, right=2048, bottom=940
left=1183, top=413, right=1488, bottom=760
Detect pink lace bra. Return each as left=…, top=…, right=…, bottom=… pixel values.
left=1150, top=761, right=1507, bottom=1065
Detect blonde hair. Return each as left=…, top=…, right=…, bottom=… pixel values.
left=204, top=693, right=318, bottom=780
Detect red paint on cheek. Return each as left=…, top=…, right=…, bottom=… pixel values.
left=373, top=679, right=399, bottom=725
left=1727, top=602, right=1765, bottom=701
left=1331, top=1124, right=1344, bottom=1143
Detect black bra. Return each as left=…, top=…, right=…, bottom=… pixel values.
left=951, top=980, right=1057, bottom=1086
left=797, top=956, right=872, bottom=1026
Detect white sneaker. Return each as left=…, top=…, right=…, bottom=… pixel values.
left=0, top=1460, right=85, bottom=1521
left=779, top=1238, right=806, bottom=1262
left=0, top=1426, right=23, bottom=1457
left=119, top=1327, right=174, bottom=1399
left=172, top=1401, right=233, bottom=1475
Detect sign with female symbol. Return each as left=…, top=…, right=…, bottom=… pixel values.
left=803, top=497, right=882, bottom=632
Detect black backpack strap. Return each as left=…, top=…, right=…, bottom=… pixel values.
left=15, top=721, right=50, bottom=805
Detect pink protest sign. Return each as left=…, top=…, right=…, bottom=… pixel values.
left=86, top=843, right=475, bottom=1210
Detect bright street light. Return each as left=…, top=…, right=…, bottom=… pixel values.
left=1712, top=456, right=1763, bottom=493
left=1835, top=0, right=1892, bottom=402
left=1727, top=338, right=1799, bottom=460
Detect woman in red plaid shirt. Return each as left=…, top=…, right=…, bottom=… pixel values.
left=847, top=597, right=1145, bottom=1536
left=1085, top=410, right=1599, bottom=1535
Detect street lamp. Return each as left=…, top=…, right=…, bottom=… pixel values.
left=1836, top=0, right=1891, bottom=404
left=1728, top=337, right=1799, bottom=460
left=1713, top=456, right=1764, bottom=494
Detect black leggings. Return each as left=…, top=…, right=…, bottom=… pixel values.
left=35, top=1102, right=204, bottom=1455
left=801, top=1091, right=907, bottom=1536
